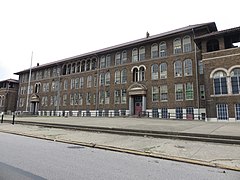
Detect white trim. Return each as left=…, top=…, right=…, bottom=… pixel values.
left=202, top=52, right=240, bottom=62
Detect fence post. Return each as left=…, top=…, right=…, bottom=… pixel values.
left=1, top=113, right=3, bottom=123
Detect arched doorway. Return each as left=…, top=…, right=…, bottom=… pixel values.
left=30, top=94, right=40, bottom=115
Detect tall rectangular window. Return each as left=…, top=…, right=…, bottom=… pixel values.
left=160, top=85, right=168, bottom=101
left=217, top=104, right=228, bottom=120
left=63, top=94, right=67, bottom=106
left=105, top=91, right=110, bottom=104
left=175, top=84, right=183, bottom=100
left=185, top=83, right=193, bottom=100
left=79, top=77, right=84, bottom=88
left=161, top=108, right=168, bottom=118
left=176, top=107, right=183, bottom=119
left=71, top=79, right=75, bottom=89
left=114, top=90, right=120, bottom=104
left=75, top=78, right=79, bottom=89
left=235, top=104, right=240, bottom=120
left=64, top=80, right=68, bottom=90
left=86, top=92, right=91, bottom=105
left=152, top=86, right=159, bottom=102
left=121, top=89, right=127, bottom=104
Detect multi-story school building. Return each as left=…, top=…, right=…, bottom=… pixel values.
left=14, top=22, right=240, bottom=121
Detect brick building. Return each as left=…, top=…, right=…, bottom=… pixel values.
left=14, top=22, right=240, bottom=121
left=0, top=79, right=19, bottom=114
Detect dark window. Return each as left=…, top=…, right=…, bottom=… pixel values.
left=207, top=39, right=219, bottom=52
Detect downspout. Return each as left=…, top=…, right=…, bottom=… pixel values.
left=192, top=29, right=200, bottom=120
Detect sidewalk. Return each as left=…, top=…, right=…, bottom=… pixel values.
left=0, top=115, right=240, bottom=171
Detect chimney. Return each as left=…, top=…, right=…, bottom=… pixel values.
left=146, top=31, right=150, bottom=38
left=37, top=63, right=39, bottom=66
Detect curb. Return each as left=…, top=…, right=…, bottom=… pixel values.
left=0, top=129, right=239, bottom=172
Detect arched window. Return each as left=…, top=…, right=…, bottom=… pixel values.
left=100, top=56, right=106, bottom=69
left=151, top=64, right=158, bottom=80
left=121, top=69, right=127, bottom=84
left=159, top=42, right=167, bottom=57
left=174, top=60, right=182, bottom=77
left=151, top=44, right=158, bottom=58
left=62, top=65, right=67, bottom=75
left=91, top=58, right=97, bottom=70
left=76, top=62, right=80, bottom=73
left=139, top=46, right=145, bottom=61
left=213, top=71, right=228, bottom=95
left=207, top=39, right=219, bottom=52
left=184, top=59, right=192, bottom=76
left=105, top=72, right=110, bottom=85
left=183, top=36, right=192, bottom=53
left=139, top=67, right=145, bottom=81
left=115, top=52, right=121, bottom=65
left=122, top=51, right=127, bottom=64
left=67, top=64, right=71, bottom=74
left=86, top=60, right=91, bottom=71
left=173, top=38, right=182, bottom=54
left=132, top=48, right=138, bottom=62
left=81, top=61, right=85, bottom=72
left=72, top=63, right=76, bottom=73
left=231, top=68, right=240, bottom=94
left=133, top=68, right=138, bottom=82
left=160, top=63, right=167, bottom=79
left=106, top=54, right=111, bottom=67
left=115, top=70, right=120, bottom=84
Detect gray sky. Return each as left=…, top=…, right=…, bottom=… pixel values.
left=0, top=0, right=239, bottom=80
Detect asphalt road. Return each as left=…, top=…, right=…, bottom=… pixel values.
left=0, top=132, right=239, bottom=180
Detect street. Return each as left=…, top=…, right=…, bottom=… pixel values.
left=0, top=132, right=239, bottom=180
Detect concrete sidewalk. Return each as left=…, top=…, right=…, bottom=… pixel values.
left=0, top=116, right=240, bottom=171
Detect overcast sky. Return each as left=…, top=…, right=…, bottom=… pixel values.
left=0, top=0, right=239, bottom=80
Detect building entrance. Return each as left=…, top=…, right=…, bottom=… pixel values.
left=134, top=96, right=142, bottom=115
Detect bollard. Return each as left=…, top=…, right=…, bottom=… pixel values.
left=12, top=114, right=15, bottom=125
left=1, top=114, right=3, bottom=123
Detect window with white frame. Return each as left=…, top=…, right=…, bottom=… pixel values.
left=121, top=89, right=127, bottom=104
left=75, top=78, right=79, bottom=89
left=184, top=59, right=192, bottom=76
left=121, top=69, right=127, bottom=84
left=79, top=77, right=84, bottom=88
left=100, top=73, right=105, bottom=86
left=63, top=94, right=67, bottom=106
left=139, top=67, right=145, bottom=81
left=152, top=86, right=159, bottom=102
left=213, top=71, right=228, bottom=95
left=106, top=54, right=111, bottom=67
left=160, top=63, right=167, bottom=79
left=159, top=42, right=167, bottom=57
left=174, top=60, right=182, bottom=77
left=81, top=61, right=85, bottom=72
left=114, top=90, right=120, bottom=104
left=185, top=83, right=193, bottom=100
left=151, top=64, right=158, bottom=80
left=235, top=104, right=240, bottom=120
left=133, top=68, right=138, bottom=82
left=70, top=79, right=75, bottom=89
left=71, top=63, right=76, bottom=73
left=86, top=92, right=91, bottom=105
left=99, top=90, right=104, bottom=104
left=92, top=58, right=97, bottom=70
left=160, top=85, right=168, bottom=101
left=231, top=68, right=240, bottom=94
left=151, top=44, right=158, bottom=58
left=132, top=48, right=138, bottom=62
left=86, top=60, right=91, bottom=71
left=183, top=36, right=192, bottom=53
left=217, top=104, right=228, bottom=120
left=115, top=70, right=120, bottom=84
left=64, top=80, right=68, bottom=90
left=161, top=108, right=168, bottom=118
left=139, top=46, right=145, bottom=61
left=175, top=84, right=183, bottom=100
left=105, top=90, right=110, bottom=104
left=173, top=38, right=182, bottom=54
left=74, top=93, right=78, bottom=105
left=115, top=52, right=121, bottom=66
left=176, top=107, right=183, bottom=119
left=79, top=93, right=83, bottom=105
left=122, top=51, right=127, bottom=64
left=87, top=76, right=92, bottom=88
left=100, top=56, right=106, bottom=68
left=105, top=72, right=110, bottom=86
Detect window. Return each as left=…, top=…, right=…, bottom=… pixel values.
left=139, top=67, right=145, bottom=81
left=70, top=79, right=75, bottom=89
left=75, top=78, right=79, bottom=89
left=106, top=54, right=111, bottom=67
left=151, top=44, right=158, bottom=58
left=74, top=93, right=78, bottom=105
left=87, top=76, right=92, bottom=88
left=159, top=42, right=167, bottom=57
left=100, top=56, right=106, bottom=68
left=81, top=61, right=85, bottom=72
left=152, top=86, right=159, bottom=102
left=213, top=71, right=228, bottom=95
left=122, top=51, right=127, bottom=64
left=72, top=63, right=76, bottom=73
left=76, top=62, right=80, bottom=72
left=121, top=89, right=127, bottom=104
left=160, top=63, right=167, bottom=79
left=63, top=94, right=67, bottom=106
left=79, top=77, right=84, bottom=88
left=185, top=83, right=193, bottom=100
left=133, top=68, right=138, bottom=82
left=86, top=60, right=91, bottom=71
left=132, top=48, right=138, bottom=62
left=183, top=36, right=192, bottom=52
left=79, top=93, right=83, bottom=105
left=217, top=104, right=228, bottom=120
left=100, top=73, right=105, bottom=86
left=173, top=38, right=182, bottom=54
left=174, top=60, right=182, bottom=77
left=115, top=52, right=121, bottom=66
left=200, top=85, right=205, bottom=99
left=105, top=72, right=110, bottom=85
left=160, top=85, right=168, bottom=101
left=161, top=108, right=168, bottom=118
left=99, top=90, right=104, bottom=104
left=184, top=59, right=192, bottom=76
left=176, top=107, right=183, bottom=119
left=175, top=84, right=183, bottom=100
left=115, top=70, right=120, bottom=84
left=92, top=58, right=97, bottom=70
left=86, top=92, right=91, bottom=105
left=121, top=69, right=127, bottom=84
left=151, top=64, right=158, bottom=80
left=235, top=104, right=240, bottom=120
left=186, top=107, right=194, bottom=120
left=70, top=94, right=74, bottom=106
left=105, top=91, right=110, bottom=104
left=139, top=46, right=145, bottom=61
left=114, top=90, right=120, bottom=104
left=231, top=68, right=240, bottom=94
left=198, top=61, right=204, bottom=74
